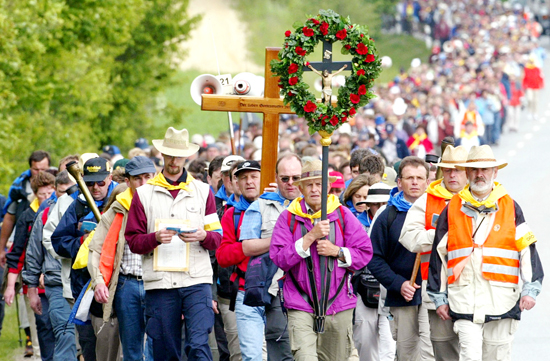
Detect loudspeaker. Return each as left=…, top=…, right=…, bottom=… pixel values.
left=190, top=74, right=224, bottom=105
left=233, top=72, right=264, bottom=96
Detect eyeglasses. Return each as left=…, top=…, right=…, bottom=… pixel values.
left=279, top=176, right=301, bottom=183
left=85, top=181, right=106, bottom=187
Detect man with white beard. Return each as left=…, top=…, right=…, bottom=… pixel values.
left=427, top=145, right=544, bottom=361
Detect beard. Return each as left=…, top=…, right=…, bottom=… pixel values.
left=165, top=164, right=182, bottom=175
left=470, top=174, right=494, bottom=194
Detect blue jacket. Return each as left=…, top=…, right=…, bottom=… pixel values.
left=51, top=182, right=116, bottom=298
left=2, top=170, right=32, bottom=218
left=367, top=205, right=422, bottom=307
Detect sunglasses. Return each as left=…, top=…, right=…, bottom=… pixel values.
left=85, top=181, right=106, bottom=187
left=279, top=176, right=301, bottom=183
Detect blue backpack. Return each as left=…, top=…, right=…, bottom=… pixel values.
left=243, top=251, right=279, bottom=307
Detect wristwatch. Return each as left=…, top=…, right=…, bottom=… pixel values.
left=337, top=247, right=345, bottom=260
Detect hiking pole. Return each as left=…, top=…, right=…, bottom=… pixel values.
left=14, top=293, right=23, bottom=347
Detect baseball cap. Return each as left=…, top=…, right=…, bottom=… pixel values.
left=102, top=145, right=121, bottom=157
left=329, top=171, right=345, bottom=188
left=135, top=138, right=149, bottom=150
left=234, top=160, right=261, bottom=177
left=221, top=155, right=246, bottom=173
left=83, top=157, right=112, bottom=182
left=385, top=123, right=395, bottom=134
left=125, top=156, right=157, bottom=176
left=113, top=158, right=130, bottom=171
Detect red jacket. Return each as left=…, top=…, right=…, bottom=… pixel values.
left=216, top=207, right=248, bottom=290
left=523, top=66, right=544, bottom=90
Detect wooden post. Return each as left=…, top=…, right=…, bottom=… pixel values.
left=201, top=48, right=293, bottom=192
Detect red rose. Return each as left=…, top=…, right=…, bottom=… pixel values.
left=320, top=22, right=329, bottom=35
left=304, top=100, right=317, bottom=113
left=341, top=116, right=348, bottom=123
left=358, top=84, right=367, bottom=96
left=310, top=18, right=320, bottom=25
left=344, top=44, right=351, bottom=50
left=278, top=83, right=283, bottom=88
left=288, top=92, right=294, bottom=97
left=336, top=29, right=347, bottom=40
left=288, top=63, right=299, bottom=74
left=303, top=27, right=314, bottom=37
left=289, top=77, right=299, bottom=86
left=330, top=115, right=339, bottom=126
left=365, top=54, right=375, bottom=63
left=285, top=30, right=291, bottom=37
left=360, top=34, right=364, bottom=38
left=295, top=47, right=306, bottom=56
left=349, top=108, right=357, bottom=116
left=306, top=62, right=310, bottom=66
left=356, top=43, right=368, bottom=55
left=321, top=115, right=329, bottom=126
left=356, top=69, right=365, bottom=76
left=350, top=93, right=360, bottom=104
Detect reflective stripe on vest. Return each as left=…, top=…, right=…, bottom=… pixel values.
left=447, top=194, right=519, bottom=284
left=423, top=193, right=448, bottom=281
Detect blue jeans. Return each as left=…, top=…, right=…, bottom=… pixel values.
left=235, top=291, right=265, bottom=361
left=45, top=285, right=77, bottom=361
left=145, top=284, right=214, bottom=361
left=114, top=275, right=153, bottom=361
left=35, top=293, right=55, bottom=361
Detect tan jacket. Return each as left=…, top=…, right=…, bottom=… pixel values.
left=88, top=200, right=129, bottom=323
left=137, top=180, right=213, bottom=291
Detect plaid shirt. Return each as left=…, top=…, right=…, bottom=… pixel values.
left=120, top=242, right=143, bottom=277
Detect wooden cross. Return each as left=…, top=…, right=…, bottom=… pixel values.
left=303, top=40, right=352, bottom=73
left=201, top=48, right=292, bottom=192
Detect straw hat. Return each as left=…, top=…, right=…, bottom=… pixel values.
left=435, top=145, right=469, bottom=169
left=455, top=145, right=507, bottom=170
left=152, top=127, right=200, bottom=157
left=294, top=159, right=336, bottom=186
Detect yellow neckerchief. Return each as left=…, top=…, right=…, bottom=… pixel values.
left=427, top=178, right=454, bottom=200
left=287, top=194, right=341, bottom=224
left=116, top=187, right=133, bottom=211
left=460, top=129, right=479, bottom=140
left=30, top=198, right=40, bottom=212
left=458, top=182, right=508, bottom=209
left=525, top=63, right=537, bottom=69
left=408, top=133, right=427, bottom=150
left=147, top=172, right=194, bottom=192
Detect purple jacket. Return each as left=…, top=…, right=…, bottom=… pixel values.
left=270, top=201, right=373, bottom=315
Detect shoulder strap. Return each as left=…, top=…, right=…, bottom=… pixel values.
left=386, top=205, right=397, bottom=233
left=233, top=209, right=242, bottom=240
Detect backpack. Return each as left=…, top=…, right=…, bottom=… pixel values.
left=242, top=252, right=279, bottom=307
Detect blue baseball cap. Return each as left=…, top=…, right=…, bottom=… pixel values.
left=135, top=138, right=149, bottom=150
left=125, top=156, right=156, bottom=176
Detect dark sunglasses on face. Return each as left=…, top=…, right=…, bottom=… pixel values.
left=86, top=181, right=106, bottom=187
left=280, top=176, right=301, bottom=183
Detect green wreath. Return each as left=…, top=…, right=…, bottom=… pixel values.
left=271, top=9, right=382, bottom=134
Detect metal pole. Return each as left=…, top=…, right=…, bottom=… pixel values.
left=321, top=144, right=329, bottom=221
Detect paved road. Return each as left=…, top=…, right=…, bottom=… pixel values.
left=497, top=42, right=550, bottom=360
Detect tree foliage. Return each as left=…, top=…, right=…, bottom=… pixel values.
left=0, top=0, right=200, bottom=193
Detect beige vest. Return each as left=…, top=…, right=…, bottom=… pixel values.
left=137, top=179, right=213, bottom=290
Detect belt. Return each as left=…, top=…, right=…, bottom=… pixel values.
left=122, top=274, right=143, bottom=281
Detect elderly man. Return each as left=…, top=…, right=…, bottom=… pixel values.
left=368, top=156, right=433, bottom=361
left=399, top=146, right=469, bottom=361
left=428, top=145, right=544, bottom=361
left=88, top=156, right=156, bottom=361
left=125, top=127, right=222, bottom=361
left=270, top=159, right=373, bottom=360
left=237, top=153, right=302, bottom=361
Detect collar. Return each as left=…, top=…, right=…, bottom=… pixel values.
left=458, top=182, right=508, bottom=210
left=116, top=188, right=133, bottom=211
left=287, top=194, right=341, bottom=224
left=147, top=171, right=194, bottom=192
left=427, top=178, right=454, bottom=200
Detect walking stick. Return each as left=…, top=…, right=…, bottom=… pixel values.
left=410, top=136, right=454, bottom=285
left=15, top=293, right=23, bottom=347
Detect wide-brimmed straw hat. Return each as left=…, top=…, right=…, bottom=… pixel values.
left=152, top=127, right=200, bottom=157
left=294, top=159, right=336, bottom=186
left=435, top=145, right=469, bottom=169
left=455, top=145, right=507, bottom=170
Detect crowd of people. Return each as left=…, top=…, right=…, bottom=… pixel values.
left=0, top=1, right=546, bottom=361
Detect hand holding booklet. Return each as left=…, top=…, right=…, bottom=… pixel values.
left=153, top=219, right=193, bottom=271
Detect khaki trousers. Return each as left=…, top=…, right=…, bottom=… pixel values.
left=91, top=314, right=121, bottom=361
left=287, top=308, right=354, bottom=361
left=390, top=304, right=434, bottom=361
left=427, top=310, right=459, bottom=361
left=453, top=319, right=518, bottom=361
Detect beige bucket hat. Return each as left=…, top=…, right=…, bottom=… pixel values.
left=152, top=127, right=200, bottom=157
left=455, top=145, right=507, bottom=170
left=294, top=159, right=337, bottom=186
left=435, top=145, right=469, bottom=169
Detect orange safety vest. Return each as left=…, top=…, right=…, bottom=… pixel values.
left=447, top=194, right=519, bottom=284
left=423, top=193, right=448, bottom=281
left=99, top=213, right=124, bottom=286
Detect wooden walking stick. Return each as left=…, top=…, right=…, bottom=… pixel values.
left=410, top=136, right=454, bottom=285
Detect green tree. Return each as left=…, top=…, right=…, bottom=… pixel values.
left=0, top=0, right=200, bottom=194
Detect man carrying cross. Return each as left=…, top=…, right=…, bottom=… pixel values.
left=270, top=160, right=373, bottom=361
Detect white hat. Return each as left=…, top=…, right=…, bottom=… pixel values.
left=221, top=155, right=246, bottom=173
left=456, top=145, right=507, bottom=170
left=365, top=183, right=392, bottom=203
left=152, top=127, right=200, bottom=157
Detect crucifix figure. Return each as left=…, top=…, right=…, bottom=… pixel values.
left=307, top=63, right=347, bottom=104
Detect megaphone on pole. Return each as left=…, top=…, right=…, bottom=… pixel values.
left=233, top=72, right=264, bottom=97
left=190, top=74, right=224, bottom=105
